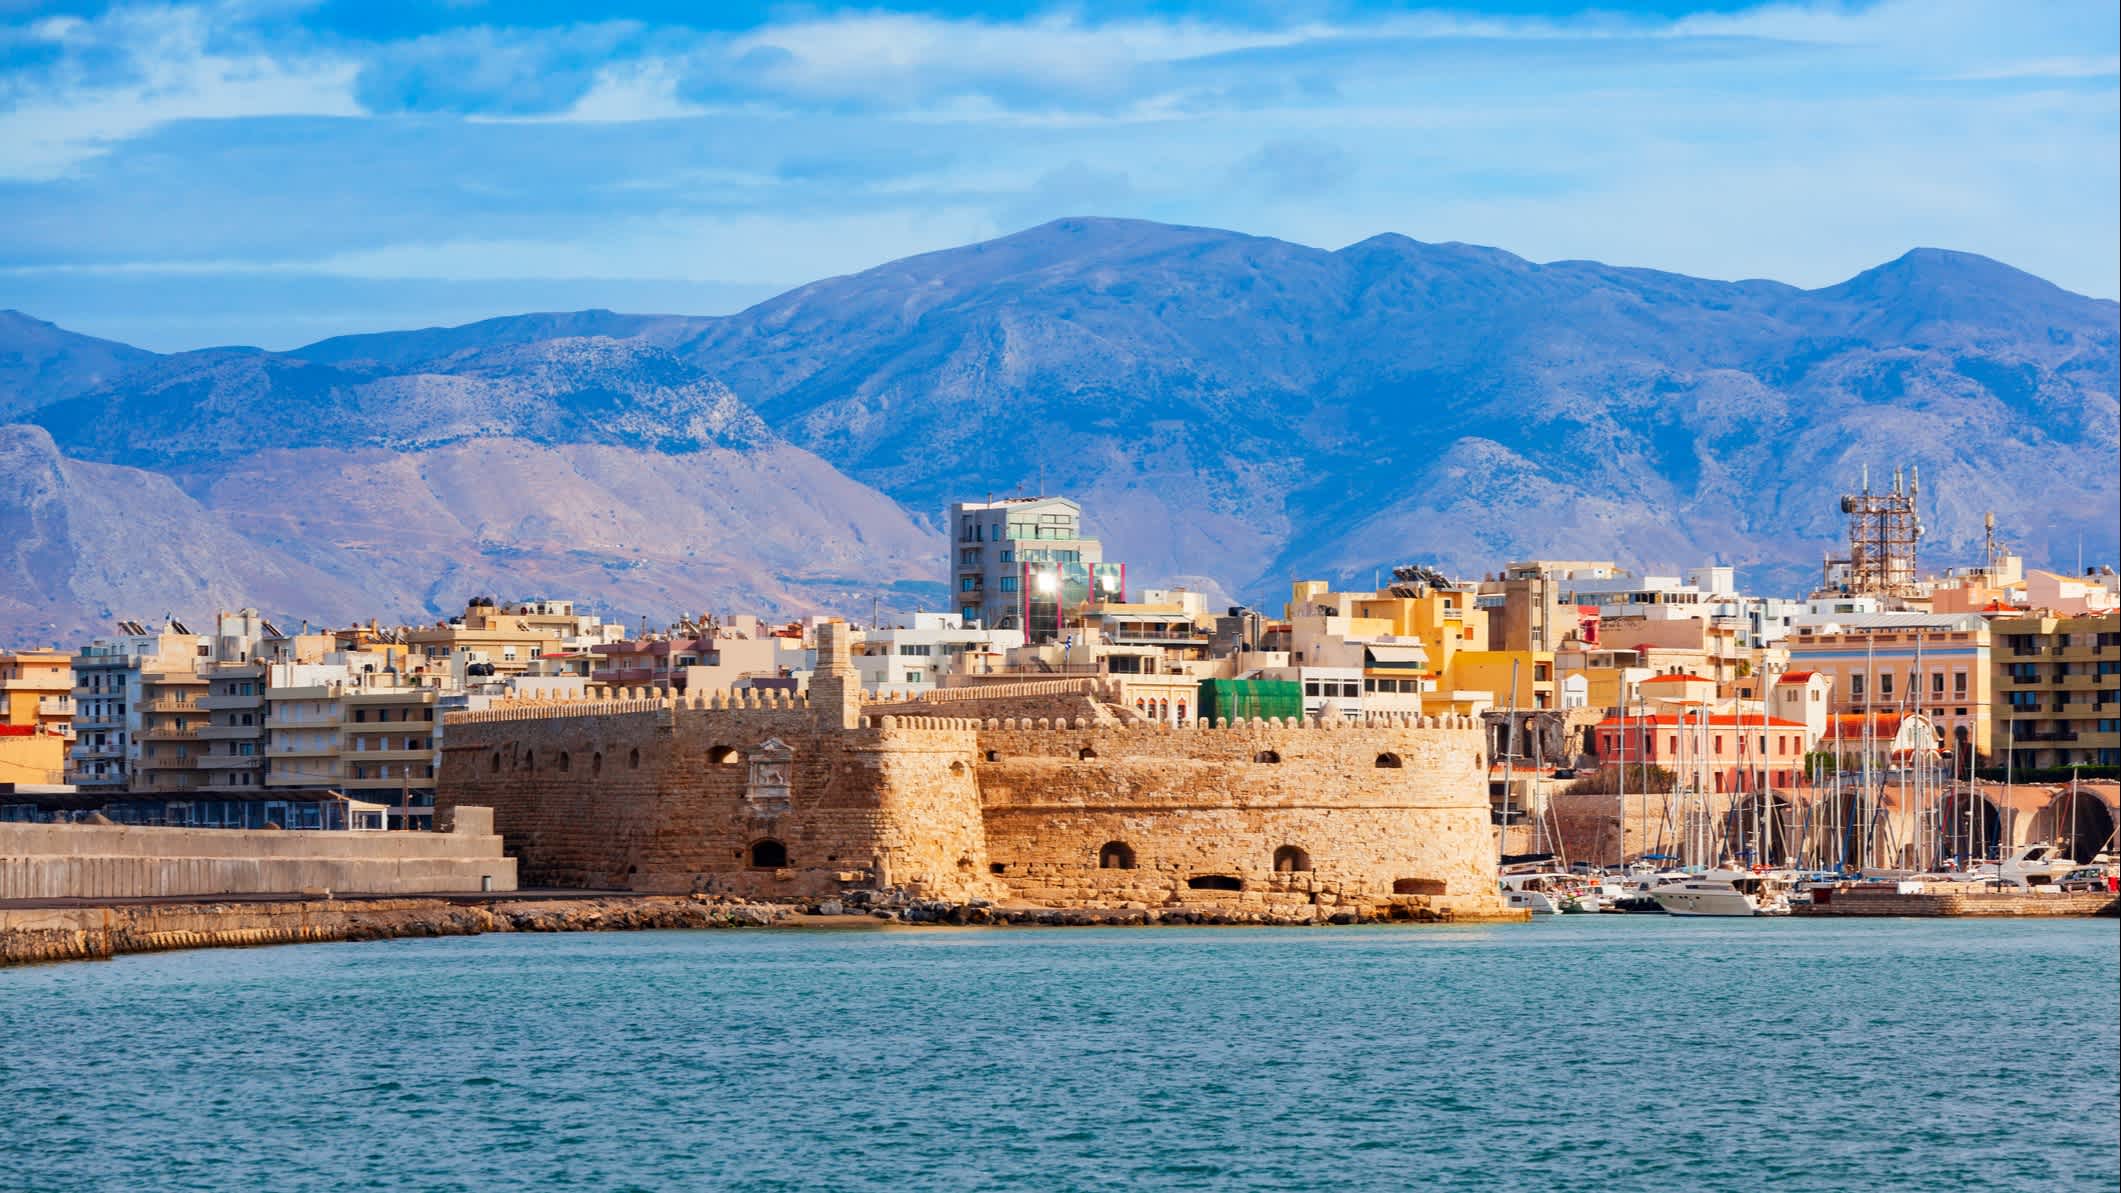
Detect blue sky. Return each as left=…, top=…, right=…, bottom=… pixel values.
left=1, top=0, right=2115, bottom=350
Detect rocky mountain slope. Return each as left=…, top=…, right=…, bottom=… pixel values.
left=2, top=218, right=2114, bottom=641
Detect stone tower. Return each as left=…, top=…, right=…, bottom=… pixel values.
left=809, top=621, right=861, bottom=730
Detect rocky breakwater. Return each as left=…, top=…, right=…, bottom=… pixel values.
left=841, top=888, right=1526, bottom=926
left=0, top=895, right=794, bottom=966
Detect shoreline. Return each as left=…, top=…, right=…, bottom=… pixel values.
left=0, top=892, right=1526, bottom=967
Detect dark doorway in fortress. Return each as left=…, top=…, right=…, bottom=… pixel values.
left=1254, top=749, right=1282, bottom=763
left=709, top=745, right=740, bottom=765
left=1187, top=875, right=1244, bottom=891
left=1078, top=746, right=1098, bottom=760
left=1393, top=878, right=1447, bottom=895
left=1375, top=753, right=1403, bottom=768
left=749, top=839, right=789, bottom=868
left=1273, top=846, right=1311, bottom=872
left=1099, top=841, right=1136, bottom=869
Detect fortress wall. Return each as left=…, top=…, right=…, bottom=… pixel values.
left=440, top=705, right=1002, bottom=901
left=440, top=706, right=677, bottom=889
left=973, top=721, right=1499, bottom=911
left=438, top=697, right=1508, bottom=916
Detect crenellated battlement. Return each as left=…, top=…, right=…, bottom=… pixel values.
left=436, top=678, right=1510, bottom=920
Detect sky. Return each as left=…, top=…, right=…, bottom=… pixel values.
left=1, top=0, right=2115, bottom=351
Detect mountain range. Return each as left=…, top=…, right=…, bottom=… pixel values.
left=2, top=218, right=2116, bottom=644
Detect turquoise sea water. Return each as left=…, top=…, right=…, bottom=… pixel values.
left=2, top=918, right=2115, bottom=1192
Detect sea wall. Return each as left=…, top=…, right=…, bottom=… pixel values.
left=0, top=895, right=787, bottom=966
left=0, top=808, right=515, bottom=900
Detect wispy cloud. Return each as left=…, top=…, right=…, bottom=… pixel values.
left=0, top=0, right=2115, bottom=348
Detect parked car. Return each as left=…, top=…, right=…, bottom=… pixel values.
left=2057, top=866, right=2118, bottom=893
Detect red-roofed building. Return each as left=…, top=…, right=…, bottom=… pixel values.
left=1595, top=710, right=1815, bottom=791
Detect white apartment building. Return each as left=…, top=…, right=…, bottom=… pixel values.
left=857, top=613, right=1026, bottom=697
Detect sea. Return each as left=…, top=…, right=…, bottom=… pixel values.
left=1, top=917, right=2115, bottom=1192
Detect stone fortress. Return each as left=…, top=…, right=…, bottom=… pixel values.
left=437, top=625, right=1514, bottom=921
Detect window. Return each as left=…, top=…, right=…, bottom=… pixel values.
left=1273, top=846, right=1311, bottom=872
left=1931, top=672, right=1944, bottom=697
left=1098, top=841, right=1135, bottom=869
left=1954, top=671, right=1967, bottom=695
left=709, top=745, right=739, bottom=765
left=1850, top=674, right=1865, bottom=698
left=748, top=839, right=788, bottom=868
left=1254, top=749, right=1281, bottom=764
left=1880, top=673, right=1894, bottom=697
left=1375, top=753, right=1402, bottom=769
left=998, top=576, right=1017, bottom=593
left=897, top=644, right=933, bottom=657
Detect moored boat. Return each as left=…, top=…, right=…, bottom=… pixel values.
left=1650, top=869, right=1792, bottom=917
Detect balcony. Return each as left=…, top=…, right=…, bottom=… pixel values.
left=141, top=698, right=200, bottom=714
left=0, top=677, right=66, bottom=692
left=134, top=753, right=201, bottom=770
left=141, top=727, right=201, bottom=742
left=71, top=712, right=124, bottom=729
left=70, top=743, right=122, bottom=760
left=346, top=747, right=436, bottom=762
left=2015, top=728, right=2079, bottom=743
left=198, top=691, right=265, bottom=711
left=268, top=742, right=341, bottom=757
left=66, top=771, right=126, bottom=786
left=195, top=723, right=265, bottom=740
left=193, top=753, right=263, bottom=769
left=339, top=776, right=437, bottom=792
left=37, top=697, right=75, bottom=717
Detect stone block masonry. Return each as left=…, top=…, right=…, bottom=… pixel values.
left=438, top=623, right=1513, bottom=919
left=0, top=807, right=515, bottom=900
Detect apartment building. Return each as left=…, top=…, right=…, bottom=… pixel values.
left=1990, top=611, right=2121, bottom=770
left=68, top=621, right=209, bottom=790
left=948, top=496, right=1123, bottom=640
left=855, top=613, right=1025, bottom=696
left=263, top=658, right=442, bottom=826
left=408, top=597, right=617, bottom=680
left=0, top=647, right=73, bottom=786
left=1785, top=612, right=1991, bottom=759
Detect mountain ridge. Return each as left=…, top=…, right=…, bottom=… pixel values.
left=2, top=217, right=2115, bottom=641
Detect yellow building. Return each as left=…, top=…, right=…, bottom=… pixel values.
left=1991, top=611, right=2119, bottom=771
left=1286, top=579, right=1494, bottom=713
left=0, top=647, right=71, bottom=788
left=1448, top=650, right=1558, bottom=710
left=1, top=647, right=73, bottom=735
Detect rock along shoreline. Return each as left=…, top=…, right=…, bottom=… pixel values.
left=0, top=890, right=1512, bottom=967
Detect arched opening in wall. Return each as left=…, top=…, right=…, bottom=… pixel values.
left=1187, top=874, right=1244, bottom=891
left=1375, top=753, right=1403, bottom=769
left=1078, top=746, right=1098, bottom=760
left=1254, top=749, right=1282, bottom=764
left=709, top=745, right=740, bottom=765
left=984, top=750, right=999, bottom=762
left=2055, top=792, right=2118, bottom=863
left=591, top=751, right=603, bottom=777
left=1273, top=846, right=1311, bottom=873
left=989, top=862, right=1007, bottom=875
left=949, top=760, right=966, bottom=776
left=628, top=748, right=640, bottom=769
left=1393, top=878, right=1447, bottom=895
left=1098, top=841, right=1136, bottom=870
left=489, top=751, right=501, bottom=774
left=557, top=751, right=571, bottom=772
left=748, top=839, right=789, bottom=868
left=525, top=751, right=535, bottom=773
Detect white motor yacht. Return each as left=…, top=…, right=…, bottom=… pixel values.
left=1500, top=871, right=1595, bottom=914
left=1650, top=869, right=1792, bottom=917
left=1971, top=843, right=2081, bottom=889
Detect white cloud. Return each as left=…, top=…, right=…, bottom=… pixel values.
left=0, top=4, right=361, bottom=180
